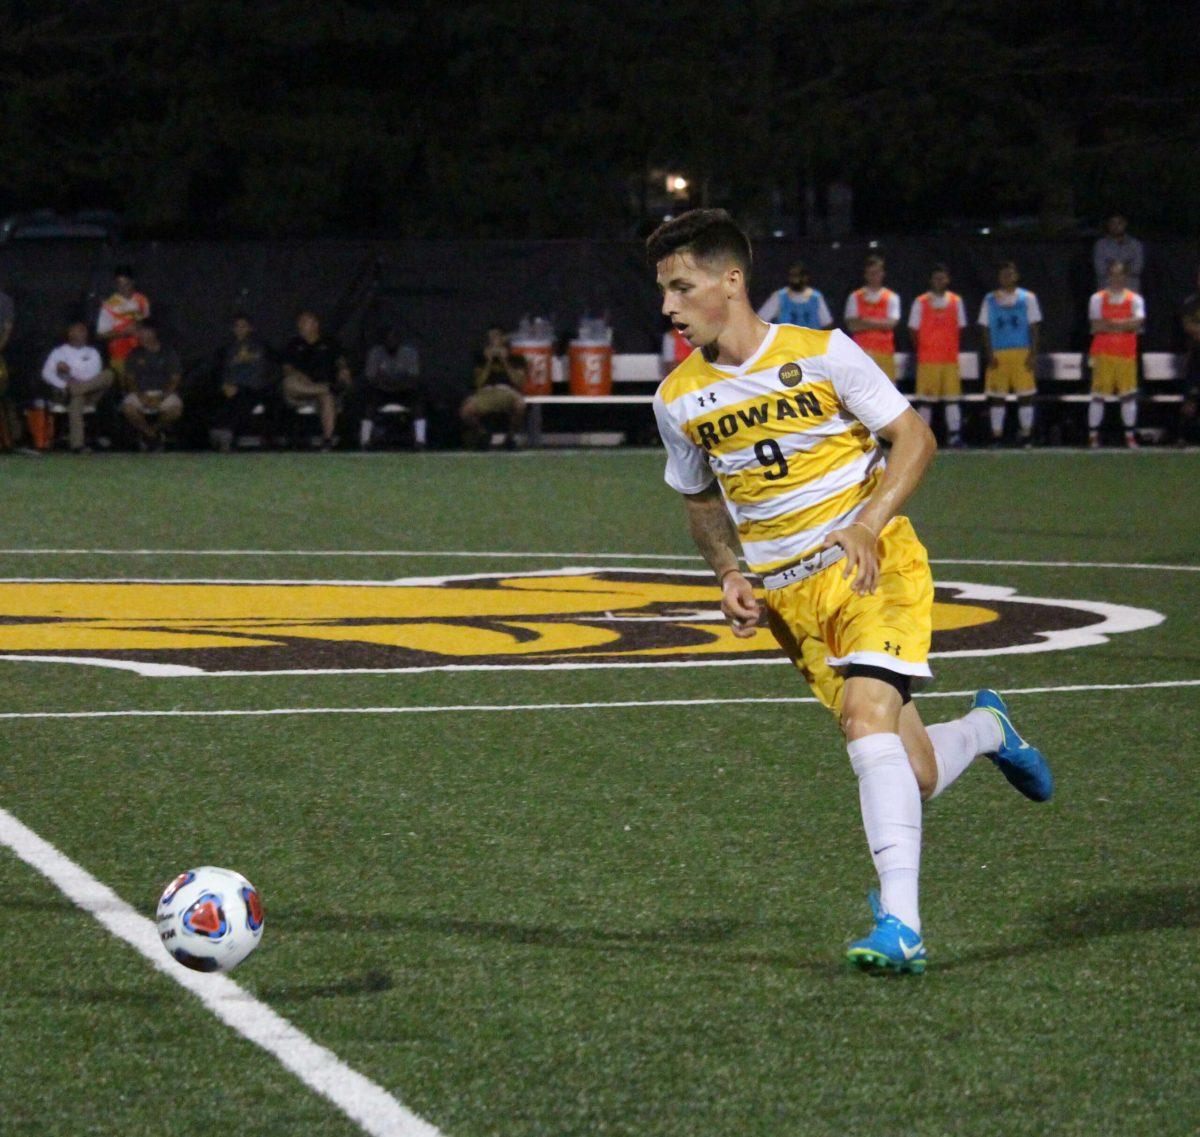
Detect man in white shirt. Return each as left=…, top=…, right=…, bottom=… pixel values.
left=41, top=322, right=113, bottom=453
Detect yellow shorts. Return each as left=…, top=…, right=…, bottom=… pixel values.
left=865, top=351, right=896, bottom=381
left=986, top=348, right=1037, bottom=396
left=915, top=362, right=961, bottom=399
left=763, top=515, right=934, bottom=714
left=1090, top=355, right=1137, bottom=397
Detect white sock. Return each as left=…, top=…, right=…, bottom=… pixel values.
left=989, top=403, right=1005, bottom=437
left=414, top=417, right=427, bottom=445
left=1017, top=402, right=1034, bottom=435
left=1088, top=399, right=1105, bottom=431
left=926, top=709, right=1004, bottom=799
left=847, top=733, right=922, bottom=932
left=917, top=403, right=932, bottom=426
left=945, top=402, right=962, bottom=435
left=359, top=418, right=373, bottom=446
left=1121, top=398, right=1137, bottom=429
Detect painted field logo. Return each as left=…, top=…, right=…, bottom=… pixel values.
left=0, top=569, right=1162, bottom=676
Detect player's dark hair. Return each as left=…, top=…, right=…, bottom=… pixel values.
left=996, top=260, right=1017, bottom=273
left=114, top=265, right=135, bottom=279
left=864, top=254, right=885, bottom=269
left=232, top=310, right=252, bottom=323
left=789, top=262, right=808, bottom=275
left=931, top=262, right=949, bottom=276
left=645, top=209, right=752, bottom=279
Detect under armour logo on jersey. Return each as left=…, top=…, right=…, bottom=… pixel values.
left=697, top=392, right=718, bottom=407
left=883, top=640, right=902, bottom=656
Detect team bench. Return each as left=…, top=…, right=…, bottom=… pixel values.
left=523, top=352, right=1187, bottom=447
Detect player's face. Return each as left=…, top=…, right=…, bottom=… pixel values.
left=998, top=265, right=1019, bottom=290
left=1107, top=266, right=1127, bottom=291
left=66, top=322, right=87, bottom=347
left=298, top=312, right=320, bottom=340
left=656, top=252, right=733, bottom=349
left=865, top=263, right=884, bottom=289
left=116, top=275, right=134, bottom=297
left=930, top=270, right=949, bottom=293
left=788, top=269, right=808, bottom=290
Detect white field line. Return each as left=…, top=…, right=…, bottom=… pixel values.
left=0, top=549, right=1196, bottom=572
left=0, top=808, right=444, bottom=1137
left=0, top=678, right=1196, bottom=721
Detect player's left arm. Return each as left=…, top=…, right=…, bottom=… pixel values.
left=823, top=409, right=935, bottom=595
left=821, top=330, right=935, bottom=595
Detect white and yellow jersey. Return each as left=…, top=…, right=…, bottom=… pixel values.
left=653, top=324, right=911, bottom=581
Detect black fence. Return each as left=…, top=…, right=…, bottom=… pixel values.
left=0, top=234, right=1196, bottom=446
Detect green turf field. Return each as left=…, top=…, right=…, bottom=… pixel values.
left=1, top=449, right=1197, bottom=1137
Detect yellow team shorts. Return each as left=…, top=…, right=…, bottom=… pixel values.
left=864, top=350, right=896, bottom=381
left=763, top=515, right=934, bottom=714
left=1090, top=355, right=1137, bottom=397
left=915, top=362, right=961, bottom=399
left=985, top=348, right=1036, bottom=396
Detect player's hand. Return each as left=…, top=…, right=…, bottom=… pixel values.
left=720, top=571, right=761, bottom=637
left=823, top=522, right=880, bottom=596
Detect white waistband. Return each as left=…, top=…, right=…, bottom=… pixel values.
left=760, top=545, right=846, bottom=590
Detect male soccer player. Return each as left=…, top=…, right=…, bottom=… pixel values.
left=1087, top=261, right=1145, bottom=449
left=979, top=262, right=1041, bottom=447
left=844, top=255, right=900, bottom=381
left=908, top=264, right=967, bottom=447
left=649, top=210, right=1052, bottom=974
left=757, top=263, right=834, bottom=330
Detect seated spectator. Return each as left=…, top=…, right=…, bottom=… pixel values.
left=1092, top=213, right=1144, bottom=293
left=1178, top=266, right=1200, bottom=446
left=216, top=313, right=277, bottom=452
left=120, top=320, right=183, bottom=450
left=757, top=262, right=833, bottom=329
left=360, top=328, right=426, bottom=450
left=281, top=310, right=352, bottom=450
left=41, top=322, right=113, bottom=453
left=460, top=326, right=527, bottom=449
left=96, top=267, right=150, bottom=380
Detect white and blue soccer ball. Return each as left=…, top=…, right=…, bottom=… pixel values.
left=156, top=865, right=264, bottom=973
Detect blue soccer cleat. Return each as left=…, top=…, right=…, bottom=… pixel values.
left=845, top=892, right=927, bottom=975
left=972, top=689, right=1054, bottom=802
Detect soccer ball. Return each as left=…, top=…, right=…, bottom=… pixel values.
left=156, top=865, right=264, bottom=973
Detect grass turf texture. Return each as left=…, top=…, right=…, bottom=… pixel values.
left=0, top=449, right=1197, bottom=1136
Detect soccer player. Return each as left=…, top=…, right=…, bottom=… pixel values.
left=979, top=261, right=1041, bottom=447
left=649, top=210, right=1052, bottom=974
left=1087, top=261, right=1145, bottom=449
left=757, top=263, right=834, bottom=330
left=908, top=264, right=967, bottom=448
left=843, top=255, right=900, bottom=381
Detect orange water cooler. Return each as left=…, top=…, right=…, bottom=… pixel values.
left=511, top=339, right=554, bottom=395
left=568, top=341, right=613, bottom=395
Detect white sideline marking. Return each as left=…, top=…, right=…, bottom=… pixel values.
left=0, top=549, right=1197, bottom=572
left=0, top=678, right=1196, bottom=721
left=0, top=809, right=443, bottom=1137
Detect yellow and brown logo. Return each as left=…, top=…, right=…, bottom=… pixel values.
left=0, top=569, right=1162, bottom=677
left=778, top=361, right=804, bottom=387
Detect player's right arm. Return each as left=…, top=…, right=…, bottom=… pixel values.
left=654, top=392, right=760, bottom=636
left=682, top=484, right=761, bottom=637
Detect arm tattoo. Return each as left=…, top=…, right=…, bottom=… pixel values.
left=683, top=485, right=742, bottom=580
